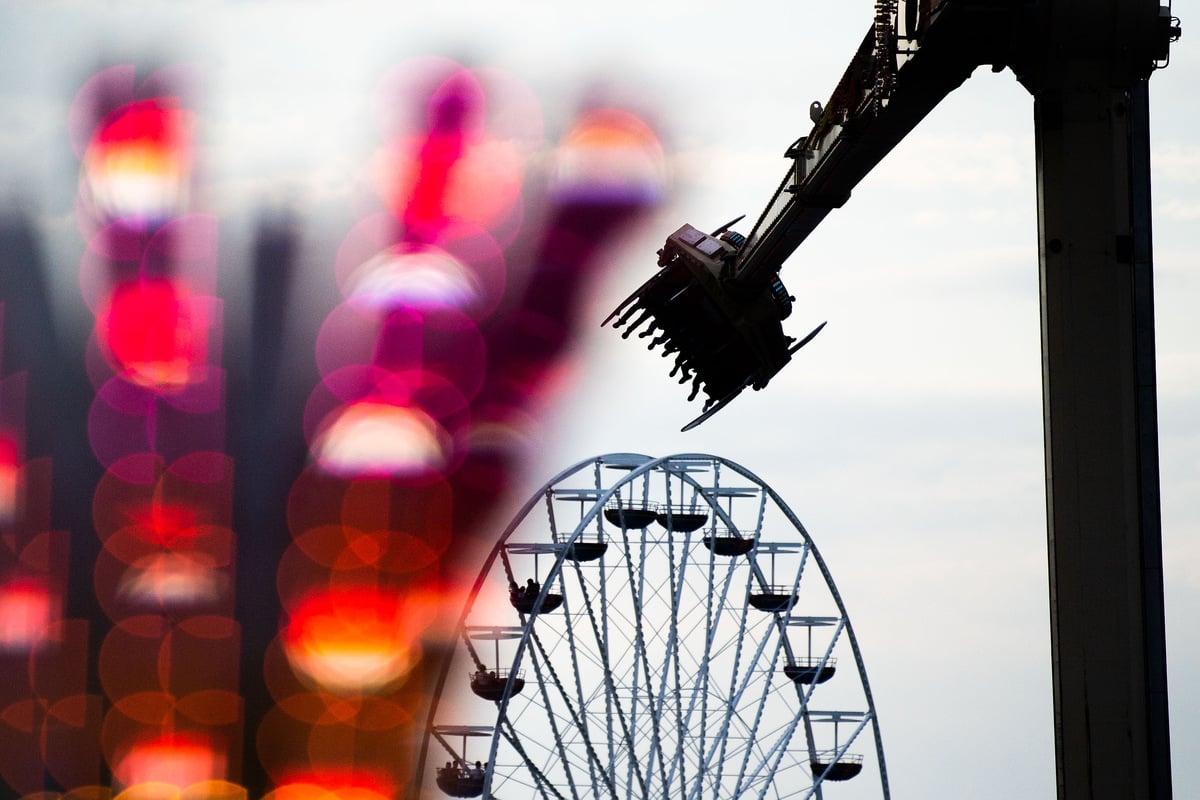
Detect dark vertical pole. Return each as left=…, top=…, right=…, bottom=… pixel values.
left=1033, top=66, right=1172, bottom=799
left=229, top=216, right=305, bottom=796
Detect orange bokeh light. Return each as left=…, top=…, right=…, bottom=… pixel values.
left=548, top=107, right=666, bottom=201
left=268, top=769, right=392, bottom=800
left=283, top=588, right=427, bottom=694
left=113, top=732, right=224, bottom=791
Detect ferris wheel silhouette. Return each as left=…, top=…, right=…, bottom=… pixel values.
left=420, top=453, right=889, bottom=799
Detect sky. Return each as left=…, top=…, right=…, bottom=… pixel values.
left=0, top=1, right=1197, bottom=799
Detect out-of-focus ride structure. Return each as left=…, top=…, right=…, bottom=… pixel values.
left=606, top=2, right=1180, bottom=798
left=418, top=453, right=889, bottom=799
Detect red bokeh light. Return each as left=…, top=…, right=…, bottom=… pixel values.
left=96, top=278, right=208, bottom=392
left=372, top=65, right=526, bottom=239
left=376, top=133, right=524, bottom=236
left=81, top=98, right=193, bottom=227
left=125, top=500, right=200, bottom=548
left=0, top=576, right=57, bottom=652
left=0, top=430, right=20, bottom=524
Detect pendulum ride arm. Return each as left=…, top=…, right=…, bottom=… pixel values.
left=605, top=1, right=1015, bottom=430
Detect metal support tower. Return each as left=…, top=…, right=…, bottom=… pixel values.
left=1016, top=3, right=1174, bottom=797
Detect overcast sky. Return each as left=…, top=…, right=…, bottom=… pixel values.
left=1, top=2, right=1197, bottom=799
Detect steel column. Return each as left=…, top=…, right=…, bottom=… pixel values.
left=1034, top=70, right=1172, bottom=799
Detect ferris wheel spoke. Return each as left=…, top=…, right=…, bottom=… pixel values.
left=652, top=470, right=697, bottom=797
left=552, top=579, right=591, bottom=686
left=591, top=534, right=614, bottom=796
left=620, top=525, right=672, bottom=794
left=731, top=547, right=819, bottom=796
left=651, top=550, right=684, bottom=796
left=705, top=548, right=760, bottom=795
left=527, top=623, right=617, bottom=797
left=498, top=716, right=571, bottom=800
left=622, top=525, right=645, bottom=775
left=586, top=559, right=650, bottom=795
left=591, top=460, right=618, bottom=799
left=683, top=546, right=719, bottom=800
left=522, top=631, right=585, bottom=800
left=731, top=616, right=793, bottom=796
left=747, top=712, right=807, bottom=800
left=681, top=546, right=739, bottom=800
left=570, top=554, right=650, bottom=799
left=735, top=681, right=809, bottom=797
left=652, top=523, right=694, bottom=799
left=557, top=565, right=613, bottom=795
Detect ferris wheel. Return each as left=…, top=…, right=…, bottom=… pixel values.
left=420, top=453, right=889, bottom=800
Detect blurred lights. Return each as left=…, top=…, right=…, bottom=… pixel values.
left=8, top=56, right=665, bottom=799
left=311, top=401, right=452, bottom=480
left=334, top=216, right=508, bottom=322
left=284, top=589, right=420, bottom=693
left=373, top=64, right=530, bottom=238
left=126, top=500, right=200, bottom=548
left=96, top=278, right=207, bottom=393
left=268, top=771, right=393, bottom=800
left=70, top=69, right=240, bottom=798
left=0, top=430, right=19, bottom=525
left=377, top=134, right=524, bottom=234
left=116, top=553, right=224, bottom=607
left=112, top=780, right=246, bottom=800
left=82, top=99, right=193, bottom=227
left=0, top=577, right=56, bottom=652
left=344, top=244, right=482, bottom=312
left=114, top=733, right=223, bottom=790
left=548, top=107, right=667, bottom=202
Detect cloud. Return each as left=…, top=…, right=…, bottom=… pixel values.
left=1158, top=198, right=1200, bottom=220
left=1153, top=141, right=1200, bottom=183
